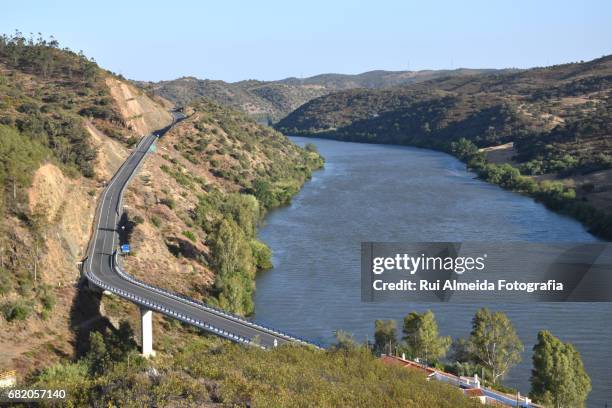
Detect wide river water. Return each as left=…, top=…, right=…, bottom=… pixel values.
left=253, top=137, right=611, bottom=406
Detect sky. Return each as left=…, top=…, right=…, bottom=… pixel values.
left=2, top=0, right=611, bottom=82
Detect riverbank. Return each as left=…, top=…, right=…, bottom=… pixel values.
left=122, top=101, right=324, bottom=317
left=283, top=131, right=612, bottom=241
left=451, top=137, right=612, bottom=241
left=254, top=137, right=609, bottom=406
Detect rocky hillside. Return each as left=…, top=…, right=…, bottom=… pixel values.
left=137, top=77, right=329, bottom=122
left=0, top=32, right=171, bottom=373
left=0, top=31, right=324, bottom=375
left=137, top=68, right=506, bottom=122
left=277, top=55, right=612, bottom=237
left=122, top=100, right=323, bottom=316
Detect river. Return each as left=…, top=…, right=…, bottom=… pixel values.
left=254, top=137, right=611, bottom=406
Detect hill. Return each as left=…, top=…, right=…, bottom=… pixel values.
left=122, top=99, right=323, bottom=317
left=27, top=330, right=479, bottom=407
left=277, top=68, right=509, bottom=89
left=137, top=77, right=329, bottom=123
left=276, top=56, right=612, bottom=238
left=0, top=31, right=173, bottom=372
left=137, top=68, right=507, bottom=122
left=0, top=33, right=321, bottom=375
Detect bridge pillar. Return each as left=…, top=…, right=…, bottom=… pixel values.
left=140, top=307, right=155, bottom=358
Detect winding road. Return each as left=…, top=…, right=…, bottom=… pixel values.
left=83, top=112, right=315, bottom=349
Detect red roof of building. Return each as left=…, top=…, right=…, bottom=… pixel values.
left=465, top=388, right=485, bottom=397
left=379, top=355, right=436, bottom=375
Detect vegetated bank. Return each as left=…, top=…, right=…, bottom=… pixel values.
left=276, top=55, right=612, bottom=239
left=122, top=99, right=324, bottom=316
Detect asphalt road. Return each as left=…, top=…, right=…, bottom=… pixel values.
left=84, top=112, right=313, bottom=349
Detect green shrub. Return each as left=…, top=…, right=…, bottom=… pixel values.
left=126, top=136, right=139, bottom=147
left=39, top=286, right=56, bottom=311
left=132, top=215, right=144, bottom=225
left=0, top=271, right=12, bottom=295
left=182, top=230, right=197, bottom=242
left=78, top=106, right=115, bottom=120
left=160, top=197, right=176, bottom=209
left=250, top=239, right=272, bottom=270
left=2, top=300, right=33, bottom=322
left=17, top=279, right=34, bottom=296
left=150, top=216, right=162, bottom=228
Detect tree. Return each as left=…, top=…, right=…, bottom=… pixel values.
left=332, top=330, right=358, bottom=352
left=250, top=239, right=272, bottom=270
left=221, top=193, right=260, bottom=238
left=530, top=330, right=591, bottom=408
left=451, top=138, right=479, bottom=161
left=251, top=180, right=275, bottom=209
left=373, top=319, right=397, bottom=356
left=2, top=299, right=32, bottom=321
left=468, top=308, right=523, bottom=384
left=210, top=218, right=254, bottom=287
left=402, top=310, right=451, bottom=364
left=450, top=337, right=473, bottom=363
left=216, top=273, right=254, bottom=316
left=107, top=321, right=137, bottom=361
left=87, top=331, right=109, bottom=375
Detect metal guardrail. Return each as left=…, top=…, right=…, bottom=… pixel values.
left=112, top=252, right=318, bottom=347
left=83, top=112, right=321, bottom=349
left=86, top=273, right=264, bottom=348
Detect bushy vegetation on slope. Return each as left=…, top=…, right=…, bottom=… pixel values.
left=0, top=33, right=102, bottom=178
left=138, top=77, right=330, bottom=123
left=129, top=100, right=323, bottom=315
left=27, top=329, right=478, bottom=408
left=278, top=56, right=612, bottom=172
left=0, top=31, right=145, bottom=324
left=186, top=101, right=323, bottom=315
left=24, top=307, right=590, bottom=407
left=515, top=98, right=612, bottom=175
left=0, top=32, right=111, bottom=322
left=451, top=138, right=612, bottom=238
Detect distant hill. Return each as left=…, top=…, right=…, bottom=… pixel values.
left=277, top=68, right=508, bottom=89
left=136, top=68, right=507, bottom=122
left=276, top=55, right=612, bottom=237
left=277, top=56, right=612, bottom=158
left=136, top=77, right=326, bottom=122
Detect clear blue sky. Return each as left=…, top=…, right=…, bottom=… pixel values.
left=2, top=0, right=611, bottom=82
